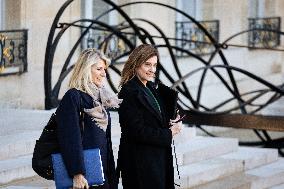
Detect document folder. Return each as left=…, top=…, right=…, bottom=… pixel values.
left=52, top=148, right=104, bottom=189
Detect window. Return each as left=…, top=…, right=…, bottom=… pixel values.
left=249, top=0, right=265, bottom=18
left=0, top=0, right=5, bottom=30
left=0, top=0, right=27, bottom=76
left=248, top=17, right=280, bottom=48
left=82, top=0, right=114, bottom=24
left=175, top=0, right=218, bottom=56
left=81, top=0, right=135, bottom=60
left=0, top=0, right=21, bottom=30
left=248, top=0, right=280, bottom=48
left=176, top=0, right=203, bottom=21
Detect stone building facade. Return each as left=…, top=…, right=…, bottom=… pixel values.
left=0, top=0, right=283, bottom=111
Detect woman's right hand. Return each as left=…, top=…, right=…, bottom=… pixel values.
left=170, top=124, right=182, bottom=137
left=169, top=115, right=182, bottom=137
left=72, top=174, right=89, bottom=189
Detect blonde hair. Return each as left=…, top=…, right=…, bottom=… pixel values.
left=120, top=44, right=158, bottom=86
left=69, top=48, right=110, bottom=95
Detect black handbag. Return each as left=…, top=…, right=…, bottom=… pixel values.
left=32, top=100, right=84, bottom=180
left=157, top=82, right=179, bottom=122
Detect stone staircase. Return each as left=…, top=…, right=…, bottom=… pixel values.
left=0, top=109, right=284, bottom=189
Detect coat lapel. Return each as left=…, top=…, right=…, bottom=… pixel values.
left=129, top=76, right=163, bottom=123
left=137, top=92, right=163, bottom=122
left=146, top=83, right=168, bottom=125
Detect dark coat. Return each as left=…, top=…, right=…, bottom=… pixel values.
left=55, top=88, right=117, bottom=189
left=117, top=77, right=175, bottom=189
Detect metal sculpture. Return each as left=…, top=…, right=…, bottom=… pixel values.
left=44, top=0, right=284, bottom=155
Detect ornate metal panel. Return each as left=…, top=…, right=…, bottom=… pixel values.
left=248, top=17, right=281, bottom=48
left=81, top=29, right=136, bottom=61
left=175, top=20, right=219, bottom=56
left=0, top=29, right=28, bottom=76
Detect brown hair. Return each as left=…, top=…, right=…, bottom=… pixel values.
left=120, top=44, right=159, bottom=87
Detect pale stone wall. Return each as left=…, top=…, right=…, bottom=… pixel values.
left=0, top=0, right=81, bottom=109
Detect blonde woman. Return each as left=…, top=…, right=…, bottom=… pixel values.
left=117, top=44, right=182, bottom=189
left=55, top=48, right=121, bottom=189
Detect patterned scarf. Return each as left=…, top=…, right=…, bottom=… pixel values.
left=84, top=84, right=122, bottom=132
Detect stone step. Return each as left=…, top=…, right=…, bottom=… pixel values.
left=0, top=136, right=119, bottom=186
left=111, top=127, right=196, bottom=165
left=246, top=158, right=284, bottom=189
left=0, top=109, right=195, bottom=159
left=269, top=183, right=284, bottom=189
left=1, top=147, right=281, bottom=189
left=0, top=131, right=41, bottom=161
left=0, top=112, right=120, bottom=160
left=220, top=147, right=279, bottom=170
left=0, top=155, right=35, bottom=185
left=0, top=109, right=53, bottom=136
left=175, top=158, right=244, bottom=188
left=0, top=155, right=243, bottom=188
left=175, top=136, right=238, bottom=166
left=1, top=177, right=121, bottom=189
left=175, top=148, right=279, bottom=189
left=0, top=109, right=121, bottom=137
left=192, top=158, right=284, bottom=189
left=0, top=130, right=120, bottom=162
left=192, top=172, right=259, bottom=189
left=0, top=176, right=55, bottom=189
left=0, top=136, right=237, bottom=186
left=110, top=136, right=238, bottom=167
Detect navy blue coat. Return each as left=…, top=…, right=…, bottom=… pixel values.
left=117, top=77, right=175, bottom=189
left=55, top=88, right=117, bottom=189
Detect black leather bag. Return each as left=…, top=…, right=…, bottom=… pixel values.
left=32, top=113, right=59, bottom=180
left=157, top=82, right=179, bottom=122
left=32, top=101, right=84, bottom=180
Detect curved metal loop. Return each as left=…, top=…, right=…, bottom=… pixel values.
left=44, top=0, right=284, bottom=154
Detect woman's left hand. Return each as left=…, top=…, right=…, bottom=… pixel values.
left=72, top=174, right=89, bottom=189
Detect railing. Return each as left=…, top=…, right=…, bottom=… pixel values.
left=81, top=30, right=136, bottom=61
left=183, top=110, right=284, bottom=132
left=248, top=17, right=281, bottom=48
left=0, top=29, right=28, bottom=76
left=175, top=20, right=219, bottom=57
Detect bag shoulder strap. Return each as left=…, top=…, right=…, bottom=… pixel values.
left=79, top=96, right=85, bottom=133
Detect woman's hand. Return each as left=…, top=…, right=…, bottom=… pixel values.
left=169, top=115, right=182, bottom=137
left=72, top=174, right=89, bottom=189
